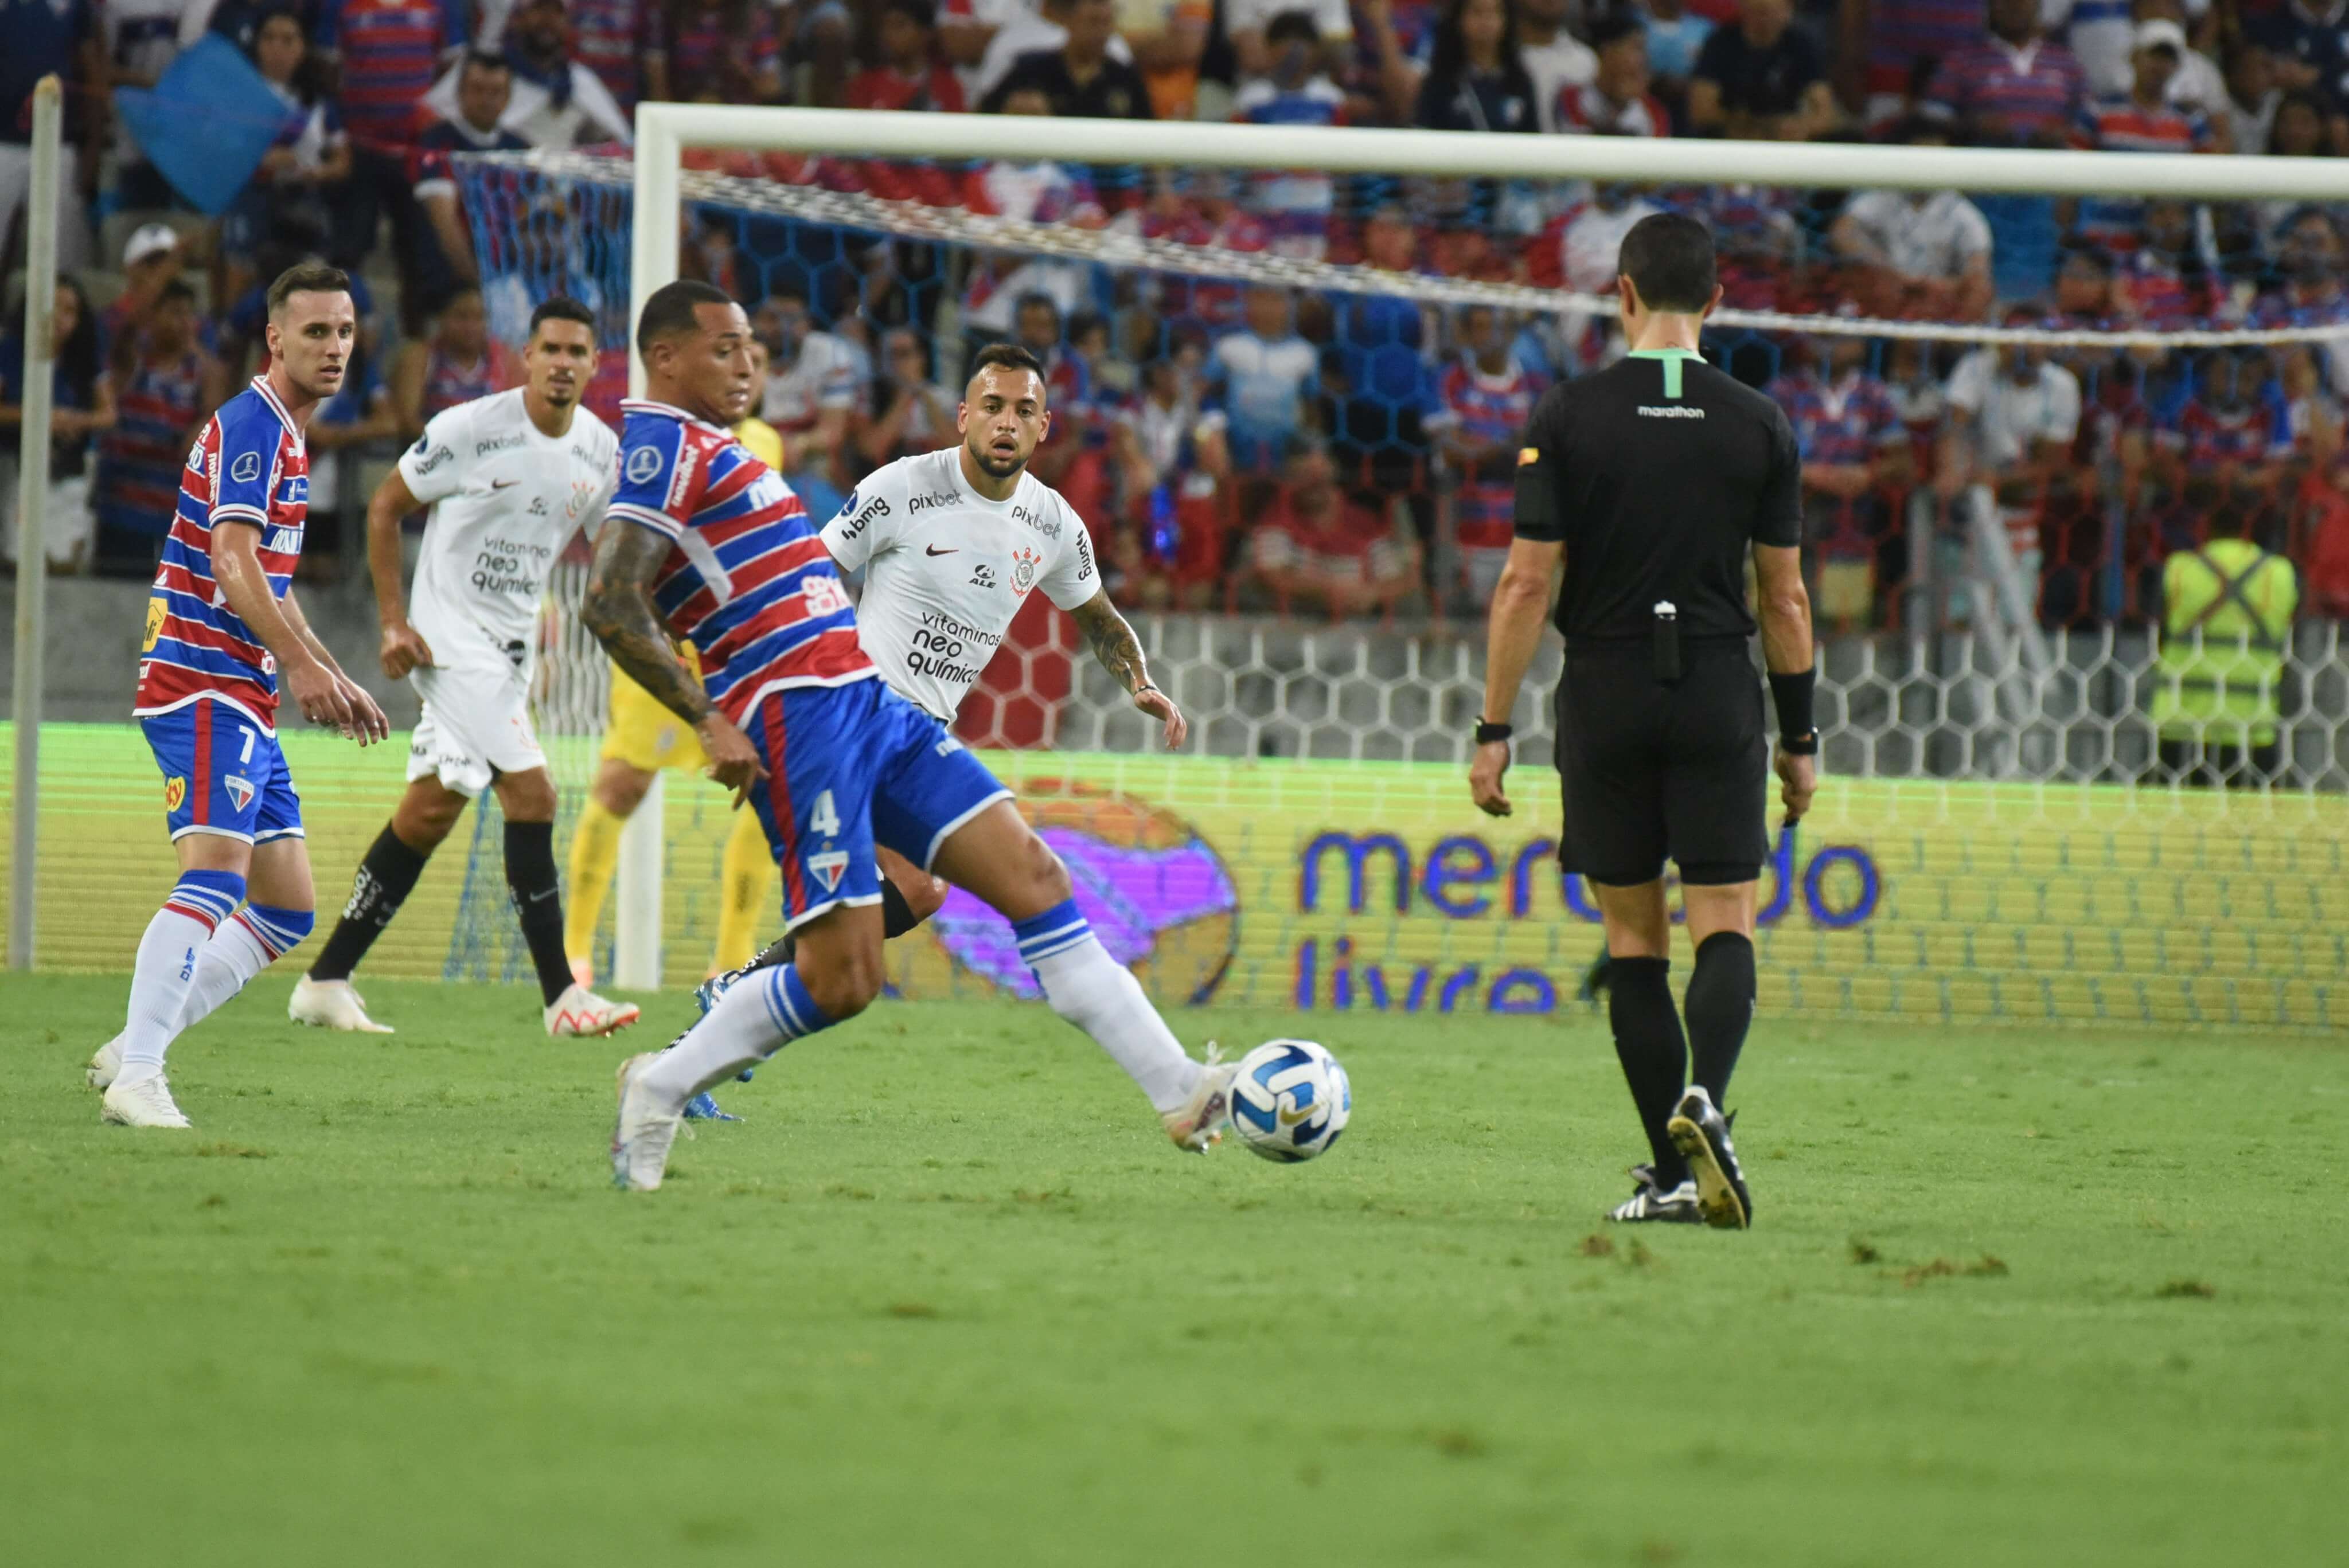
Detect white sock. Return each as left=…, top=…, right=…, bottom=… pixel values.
left=173, top=912, right=281, bottom=1035
left=640, top=964, right=835, bottom=1106
left=119, top=873, right=244, bottom=1082
left=1027, top=932, right=1202, bottom=1115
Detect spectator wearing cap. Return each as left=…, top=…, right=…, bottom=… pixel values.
left=1558, top=15, right=1671, bottom=136
left=1230, top=11, right=1347, bottom=259
left=95, top=276, right=225, bottom=574
left=1829, top=120, right=1993, bottom=320
left=984, top=0, right=1156, bottom=120
left=100, top=224, right=187, bottom=361
left=1, top=0, right=101, bottom=272
left=1517, top=0, right=1597, bottom=132
left=2135, top=0, right=2226, bottom=130
left=411, top=52, right=532, bottom=300
left=1414, top=0, right=1540, bottom=134
left=2068, top=21, right=2217, bottom=253
left=1688, top=0, right=1834, bottom=140
left=1242, top=436, right=1419, bottom=619
left=850, top=0, right=969, bottom=111
left=645, top=0, right=785, bottom=104
left=223, top=10, right=353, bottom=307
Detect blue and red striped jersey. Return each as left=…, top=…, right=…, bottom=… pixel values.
left=1431, top=358, right=1545, bottom=551
left=608, top=399, right=873, bottom=721
left=135, top=378, right=310, bottom=728
left=1924, top=38, right=2087, bottom=145
left=317, top=0, right=465, bottom=149
left=97, top=348, right=208, bottom=536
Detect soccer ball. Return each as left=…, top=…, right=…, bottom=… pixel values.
left=1228, top=1039, right=1351, bottom=1163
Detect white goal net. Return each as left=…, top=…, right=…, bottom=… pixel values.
left=447, top=111, right=2349, bottom=1029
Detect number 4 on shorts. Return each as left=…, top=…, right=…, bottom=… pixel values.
left=808, top=789, right=840, bottom=838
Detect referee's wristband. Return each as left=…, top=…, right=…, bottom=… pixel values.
left=1768, top=667, right=1817, bottom=750
left=1474, top=721, right=1513, bottom=746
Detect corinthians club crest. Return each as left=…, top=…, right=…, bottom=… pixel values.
left=1009, top=545, right=1041, bottom=598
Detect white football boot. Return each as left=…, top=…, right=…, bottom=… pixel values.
left=87, top=1034, right=124, bottom=1090
left=287, top=976, right=395, bottom=1033
left=611, top=1051, right=684, bottom=1191
left=101, top=1072, right=192, bottom=1129
left=1161, top=1043, right=1240, bottom=1153
left=546, top=983, right=642, bottom=1038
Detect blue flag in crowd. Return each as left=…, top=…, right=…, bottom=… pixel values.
left=114, top=36, right=302, bottom=217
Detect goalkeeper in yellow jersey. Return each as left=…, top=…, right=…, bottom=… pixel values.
left=561, top=387, right=787, bottom=1015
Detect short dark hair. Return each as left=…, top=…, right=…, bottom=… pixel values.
left=967, top=341, right=1048, bottom=390
left=636, top=279, right=735, bottom=354
left=157, top=278, right=198, bottom=307
left=1616, top=213, right=1715, bottom=314
left=1266, top=8, right=1319, bottom=46
left=881, top=0, right=936, bottom=24
left=529, top=295, right=596, bottom=339
left=462, top=48, right=510, bottom=76
left=1014, top=292, right=1060, bottom=322
left=266, top=261, right=350, bottom=318
left=1589, top=13, right=1643, bottom=52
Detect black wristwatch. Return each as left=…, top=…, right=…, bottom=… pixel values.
left=1781, top=729, right=1820, bottom=756
left=1474, top=721, right=1513, bottom=746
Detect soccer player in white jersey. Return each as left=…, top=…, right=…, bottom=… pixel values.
left=287, top=297, right=641, bottom=1037
left=701, top=340, right=1186, bottom=989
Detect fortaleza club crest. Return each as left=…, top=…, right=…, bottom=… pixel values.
left=807, top=849, right=849, bottom=893
left=1009, top=545, right=1041, bottom=598
left=224, top=775, right=255, bottom=814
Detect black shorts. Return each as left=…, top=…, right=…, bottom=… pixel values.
left=1553, top=641, right=1768, bottom=887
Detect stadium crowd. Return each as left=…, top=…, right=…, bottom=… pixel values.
left=6, top=0, right=2349, bottom=633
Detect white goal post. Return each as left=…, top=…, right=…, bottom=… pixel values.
left=609, top=104, right=2349, bottom=990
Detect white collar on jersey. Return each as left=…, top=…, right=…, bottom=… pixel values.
left=249, top=375, right=299, bottom=440
left=621, top=397, right=735, bottom=440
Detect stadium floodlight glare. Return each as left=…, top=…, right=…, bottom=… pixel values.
left=446, top=105, right=2349, bottom=991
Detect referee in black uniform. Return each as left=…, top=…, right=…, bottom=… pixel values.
left=1469, top=213, right=1818, bottom=1230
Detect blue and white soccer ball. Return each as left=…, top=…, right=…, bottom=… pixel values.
left=1228, top=1039, right=1351, bottom=1163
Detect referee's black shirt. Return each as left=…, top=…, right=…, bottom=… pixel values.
left=1512, top=348, right=1802, bottom=643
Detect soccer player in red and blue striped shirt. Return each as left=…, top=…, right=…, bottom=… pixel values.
left=91, top=265, right=391, bottom=1131
left=590, top=282, right=1235, bottom=1190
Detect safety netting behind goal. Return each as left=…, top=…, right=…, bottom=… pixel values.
left=438, top=145, right=2349, bottom=1026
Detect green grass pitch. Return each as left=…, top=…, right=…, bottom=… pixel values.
left=3, top=973, right=2343, bottom=1566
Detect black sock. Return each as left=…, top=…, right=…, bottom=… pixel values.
left=503, top=819, right=572, bottom=1006
left=1607, top=956, right=1689, bottom=1187
left=309, top=825, right=431, bottom=982
left=1685, top=931, right=1757, bottom=1104
left=750, top=875, right=929, bottom=973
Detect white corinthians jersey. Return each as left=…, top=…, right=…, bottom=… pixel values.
left=820, top=447, right=1099, bottom=720
left=396, top=388, right=619, bottom=675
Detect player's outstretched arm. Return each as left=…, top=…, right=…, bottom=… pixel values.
left=583, top=518, right=767, bottom=804
left=1068, top=588, right=1186, bottom=749
left=1470, top=537, right=1562, bottom=818
left=365, top=467, right=435, bottom=679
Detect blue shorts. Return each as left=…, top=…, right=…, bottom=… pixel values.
left=141, top=698, right=305, bottom=844
left=741, top=677, right=1010, bottom=932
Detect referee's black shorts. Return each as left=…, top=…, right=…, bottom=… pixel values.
left=1553, top=640, right=1768, bottom=888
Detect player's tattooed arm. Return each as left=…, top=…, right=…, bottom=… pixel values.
left=1070, top=589, right=1187, bottom=749
left=583, top=521, right=713, bottom=724
left=584, top=520, right=768, bottom=803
